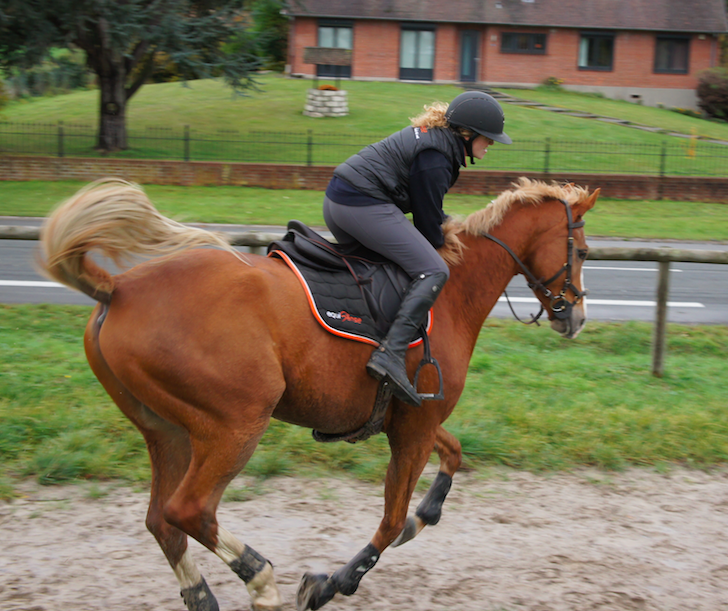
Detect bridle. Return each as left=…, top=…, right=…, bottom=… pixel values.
left=482, top=198, right=588, bottom=325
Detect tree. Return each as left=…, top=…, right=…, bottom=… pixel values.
left=0, top=0, right=260, bottom=151
left=250, top=0, right=289, bottom=71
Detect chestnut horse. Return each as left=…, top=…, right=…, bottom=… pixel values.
left=40, top=177, right=598, bottom=611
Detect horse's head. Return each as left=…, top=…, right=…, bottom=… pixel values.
left=451, top=179, right=600, bottom=339
left=523, top=187, right=599, bottom=339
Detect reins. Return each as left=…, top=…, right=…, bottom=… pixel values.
left=482, top=198, right=588, bottom=326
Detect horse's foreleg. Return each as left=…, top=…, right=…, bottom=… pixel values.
left=163, top=424, right=283, bottom=611
left=296, top=410, right=436, bottom=611
left=391, top=424, right=462, bottom=547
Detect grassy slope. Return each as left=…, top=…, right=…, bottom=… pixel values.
left=498, top=87, right=728, bottom=142
left=4, top=74, right=728, bottom=144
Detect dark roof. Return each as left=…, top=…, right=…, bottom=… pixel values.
left=288, top=0, right=728, bottom=34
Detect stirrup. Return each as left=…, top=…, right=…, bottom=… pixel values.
left=413, top=327, right=444, bottom=401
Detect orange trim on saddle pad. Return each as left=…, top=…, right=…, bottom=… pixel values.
left=269, top=250, right=433, bottom=348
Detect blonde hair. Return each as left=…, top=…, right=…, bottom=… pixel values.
left=409, top=102, right=449, bottom=129
left=409, top=101, right=474, bottom=138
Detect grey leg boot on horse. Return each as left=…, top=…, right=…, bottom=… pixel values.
left=366, top=272, right=447, bottom=406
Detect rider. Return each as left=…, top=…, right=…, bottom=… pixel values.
left=323, top=90, right=512, bottom=406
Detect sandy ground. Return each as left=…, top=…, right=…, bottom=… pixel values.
left=2, top=466, right=728, bottom=611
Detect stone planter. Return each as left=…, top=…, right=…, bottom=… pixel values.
left=303, top=88, right=349, bottom=118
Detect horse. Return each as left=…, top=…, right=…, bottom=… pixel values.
left=39, top=177, right=598, bottom=611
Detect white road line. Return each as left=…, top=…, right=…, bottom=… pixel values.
left=0, top=280, right=65, bottom=287
left=584, top=266, right=683, bottom=272
left=0, top=281, right=706, bottom=308
left=499, top=296, right=704, bottom=308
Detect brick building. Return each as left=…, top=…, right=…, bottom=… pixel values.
left=286, top=0, right=728, bottom=109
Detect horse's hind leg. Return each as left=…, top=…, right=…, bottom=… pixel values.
left=296, top=410, right=441, bottom=611
left=162, top=409, right=283, bottom=611
left=390, top=424, right=462, bottom=547
left=84, top=312, right=217, bottom=610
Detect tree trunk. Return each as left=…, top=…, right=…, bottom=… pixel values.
left=97, top=71, right=128, bottom=152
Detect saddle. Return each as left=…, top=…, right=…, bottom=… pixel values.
left=267, top=220, right=432, bottom=347
left=267, top=221, right=444, bottom=445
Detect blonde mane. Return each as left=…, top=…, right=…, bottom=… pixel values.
left=438, top=177, right=591, bottom=266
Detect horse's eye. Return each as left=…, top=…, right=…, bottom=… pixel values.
left=577, top=249, right=589, bottom=261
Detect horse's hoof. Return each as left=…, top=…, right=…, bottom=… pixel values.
left=181, top=577, right=220, bottom=611
left=296, top=572, right=336, bottom=611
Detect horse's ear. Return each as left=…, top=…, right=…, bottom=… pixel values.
left=574, top=187, right=600, bottom=216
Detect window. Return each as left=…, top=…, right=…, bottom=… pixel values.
left=501, top=33, right=546, bottom=55
left=400, top=26, right=435, bottom=81
left=317, top=20, right=352, bottom=78
left=578, top=33, right=614, bottom=70
left=654, top=37, right=689, bottom=74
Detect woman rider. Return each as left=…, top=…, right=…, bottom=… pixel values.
left=323, top=90, right=512, bottom=406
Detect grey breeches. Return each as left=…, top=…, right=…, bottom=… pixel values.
left=323, top=196, right=450, bottom=280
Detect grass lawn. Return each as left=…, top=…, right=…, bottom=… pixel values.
left=498, top=86, right=728, bottom=142
left=6, top=75, right=728, bottom=142
left=2, top=75, right=726, bottom=175
left=2, top=180, right=728, bottom=242
left=1, top=304, right=726, bottom=499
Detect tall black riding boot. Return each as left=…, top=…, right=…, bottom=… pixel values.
left=366, top=272, right=447, bottom=406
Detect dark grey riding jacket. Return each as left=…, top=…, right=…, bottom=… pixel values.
left=333, top=126, right=466, bottom=214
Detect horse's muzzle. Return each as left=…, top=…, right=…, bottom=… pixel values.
left=550, top=303, right=587, bottom=339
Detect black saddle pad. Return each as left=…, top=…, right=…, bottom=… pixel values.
left=267, top=220, right=432, bottom=346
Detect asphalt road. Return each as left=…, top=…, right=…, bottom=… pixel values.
left=2, top=217, right=727, bottom=325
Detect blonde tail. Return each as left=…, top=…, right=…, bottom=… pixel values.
left=39, top=179, right=246, bottom=303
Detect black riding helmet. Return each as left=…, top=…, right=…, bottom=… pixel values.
left=446, top=91, right=512, bottom=145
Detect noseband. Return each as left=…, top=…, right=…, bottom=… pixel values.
left=482, top=198, right=588, bottom=325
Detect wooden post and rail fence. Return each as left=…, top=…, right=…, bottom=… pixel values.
left=1, top=225, right=726, bottom=378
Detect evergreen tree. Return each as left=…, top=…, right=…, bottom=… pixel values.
left=0, top=0, right=259, bottom=151
left=251, top=0, right=289, bottom=71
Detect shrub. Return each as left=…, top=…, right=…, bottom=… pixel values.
left=0, top=78, right=9, bottom=112
left=696, top=68, right=728, bottom=120
left=4, top=48, right=91, bottom=98
left=540, top=76, right=564, bottom=90
left=671, top=107, right=703, bottom=119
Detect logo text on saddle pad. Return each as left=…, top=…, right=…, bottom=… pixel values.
left=326, top=310, right=363, bottom=324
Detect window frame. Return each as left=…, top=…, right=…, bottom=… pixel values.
left=578, top=31, right=615, bottom=71
left=654, top=35, right=690, bottom=74
left=317, top=19, right=353, bottom=79
left=500, top=32, right=547, bottom=55
left=399, top=23, right=436, bottom=81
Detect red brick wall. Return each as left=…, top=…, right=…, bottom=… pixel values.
left=291, top=19, right=405, bottom=80
left=2, top=155, right=726, bottom=203
left=290, top=17, right=718, bottom=91
left=435, top=24, right=459, bottom=82
left=483, top=28, right=714, bottom=90
left=352, top=21, right=401, bottom=79
left=289, top=18, right=318, bottom=76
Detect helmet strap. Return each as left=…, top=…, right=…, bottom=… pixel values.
left=463, top=135, right=476, bottom=165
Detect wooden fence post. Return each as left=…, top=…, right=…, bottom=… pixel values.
left=652, top=260, right=671, bottom=377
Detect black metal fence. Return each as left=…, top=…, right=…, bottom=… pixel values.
left=1, top=121, right=727, bottom=177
